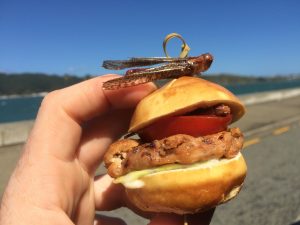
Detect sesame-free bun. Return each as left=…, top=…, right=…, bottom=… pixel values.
left=125, top=153, right=247, bottom=214
left=129, top=76, right=245, bottom=133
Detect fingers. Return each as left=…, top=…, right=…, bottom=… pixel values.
left=41, top=75, right=156, bottom=124
left=78, top=109, right=134, bottom=172
left=94, top=174, right=126, bottom=211
left=27, top=75, right=156, bottom=160
left=94, top=214, right=126, bottom=225
left=94, top=174, right=154, bottom=219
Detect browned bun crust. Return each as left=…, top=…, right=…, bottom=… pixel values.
left=129, top=76, right=245, bottom=132
left=125, top=153, right=247, bottom=214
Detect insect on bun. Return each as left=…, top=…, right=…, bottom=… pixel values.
left=129, top=76, right=246, bottom=133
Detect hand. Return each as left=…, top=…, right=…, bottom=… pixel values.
left=0, top=75, right=214, bottom=225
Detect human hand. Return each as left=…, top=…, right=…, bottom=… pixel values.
left=0, top=75, right=214, bottom=225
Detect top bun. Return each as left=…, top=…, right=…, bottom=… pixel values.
left=129, top=76, right=245, bottom=132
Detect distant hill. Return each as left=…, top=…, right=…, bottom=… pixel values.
left=0, top=72, right=89, bottom=95
left=202, top=73, right=300, bottom=85
left=1, top=72, right=300, bottom=95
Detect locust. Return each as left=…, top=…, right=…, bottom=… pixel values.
left=102, top=53, right=213, bottom=90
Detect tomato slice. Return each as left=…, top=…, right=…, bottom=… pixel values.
left=138, top=114, right=232, bottom=142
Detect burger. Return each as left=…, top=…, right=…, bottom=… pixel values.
left=104, top=76, right=247, bottom=214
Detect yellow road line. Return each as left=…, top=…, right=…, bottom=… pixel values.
left=243, top=138, right=260, bottom=149
left=272, top=126, right=290, bottom=135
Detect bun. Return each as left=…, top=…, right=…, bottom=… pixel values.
left=129, top=76, right=245, bottom=133
left=125, top=153, right=247, bottom=214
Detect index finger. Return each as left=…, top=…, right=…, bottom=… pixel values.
left=27, top=75, right=156, bottom=160
left=42, top=74, right=156, bottom=123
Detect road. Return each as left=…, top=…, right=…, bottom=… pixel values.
left=1, top=96, right=300, bottom=225
left=211, top=120, right=300, bottom=225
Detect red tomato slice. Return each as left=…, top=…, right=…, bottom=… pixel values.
left=138, top=114, right=232, bottom=142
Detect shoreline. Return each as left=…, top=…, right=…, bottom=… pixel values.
left=0, top=92, right=47, bottom=100
left=1, top=87, right=300, bottom=147
left=238, top=87, right=300, bottom=105
left=1, top=78, right=300, bottom=100
left=1, top=87, right=300, bottom=122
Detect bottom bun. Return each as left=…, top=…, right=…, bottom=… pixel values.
left=125, top=153, right=247, bottom=214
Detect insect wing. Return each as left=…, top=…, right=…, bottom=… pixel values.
left=102, top=57, right=187, bottom=70
left=102, top=61, right=192, bottom=90
left=124, top=62, right=190, bottom=77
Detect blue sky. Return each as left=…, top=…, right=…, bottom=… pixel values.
left=1, top=0, right=300, bottom=76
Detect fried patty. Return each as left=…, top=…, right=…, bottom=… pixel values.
left=104, top=128, right=244, bottom=178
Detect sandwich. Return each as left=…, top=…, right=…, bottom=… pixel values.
left=104, top=76, right=247, bottom=214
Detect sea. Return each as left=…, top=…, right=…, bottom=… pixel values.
left=1, top=79, right=300, bottom=124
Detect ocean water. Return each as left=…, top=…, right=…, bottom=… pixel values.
left=1, top=79, right=300, bottom=123
left=0, top=96, right=43, bottom=123
left=226, top=78, right=300, bottom=94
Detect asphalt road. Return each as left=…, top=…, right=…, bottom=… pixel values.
left=211, top=120, right=300, bottom=225
left=1, top=96, right=300, bottom=225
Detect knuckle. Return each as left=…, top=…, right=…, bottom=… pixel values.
left=41, top=90, right=61, bottom=108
